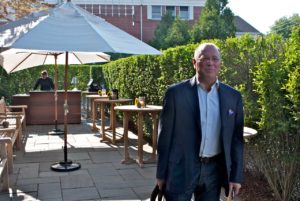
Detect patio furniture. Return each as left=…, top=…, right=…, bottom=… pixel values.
left=0, top=137, right=11, bottom=191
left=0, top=129, right=15, bottom=174
left=0, top=97, right=26, bottom=153
left=243, top=126, right=258, bottom=139
left=114, top=105, right=162, bottom=167
left=1, top=96, right=27, bottom=129
left=95, top=98, right=132, bottom=144
left=0, top=109, right=24, bottom=175
left=81, top=91, right=98, bottom=116
left=86, top=94, right=108, bottom=119
left=13, top=91, right=80, bottom=125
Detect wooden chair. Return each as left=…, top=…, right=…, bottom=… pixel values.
left=0, top=97, right=26, bottom=180
left=0, top=96, right=27, bottom=129
left=0, top=137, right=11, bottom=191
left=0, top=113, right=23, bottom=150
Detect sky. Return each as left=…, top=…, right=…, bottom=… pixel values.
left=228, top=0, right=300, bottom=34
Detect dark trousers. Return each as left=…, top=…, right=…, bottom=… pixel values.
left=165, top=160, right=222, bottom=201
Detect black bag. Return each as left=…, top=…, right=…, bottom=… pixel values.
left=150, top=184, right=166, bottom=201
left=87, top=79, right=100, bottom=92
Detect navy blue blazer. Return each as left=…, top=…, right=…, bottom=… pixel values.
left=156, top=76, right=244, bottom=194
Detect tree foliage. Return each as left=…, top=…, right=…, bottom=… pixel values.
left=190, top=0, right=236, bottom=42
left=150, top=13, right=191, bottom=50
left=152, top=0, right=236, bottom=49
left=164, top=17, right=191, bottom=49
left=0, top=0, right=50, bottom=21
left=270, top=14, right=300, bottom=38
left=284, top=27, right=300, bottom=125
left=149, top=12, right=174, bottom=49
left=251, top=29, right=300, bottom=201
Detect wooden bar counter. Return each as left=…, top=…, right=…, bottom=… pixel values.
left=12, top=90, right=81, bottom=125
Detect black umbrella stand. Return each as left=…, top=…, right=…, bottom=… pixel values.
left=49, top=54, right=64, bottom=135
left=51, top=52, right=81, bottom=172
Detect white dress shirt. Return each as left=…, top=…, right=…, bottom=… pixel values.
left=197, top=79, right=221, bottom=157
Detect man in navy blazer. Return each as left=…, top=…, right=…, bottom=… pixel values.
left=156, top=43, right=244, bottom=201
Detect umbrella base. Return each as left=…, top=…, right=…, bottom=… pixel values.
left=48, top=128, right=64, bottom=135
left=51, top=160, right=81, bottom=172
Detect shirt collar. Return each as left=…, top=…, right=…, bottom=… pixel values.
left=196, top=75, right=219, bottom=91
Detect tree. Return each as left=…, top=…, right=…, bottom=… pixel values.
left=149, top=12, right=174, bottom=49
left=164, top=17, right=191, bottom=49
left=270, top=14, right=300, bottom=38
left=190, top=0, right=235, bottom=42
left=0, top=0, right=49, bottom=22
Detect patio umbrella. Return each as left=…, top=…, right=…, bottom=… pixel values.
left=0, top=48, right=110, bottom=74
left=0, top=1, right=161, bottom=54
left=0, top=48, right=110, bottom=135
left=0, top=1, right=161, bottom=172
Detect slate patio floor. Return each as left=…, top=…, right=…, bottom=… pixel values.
left=0, top=114, right=239, bottom=201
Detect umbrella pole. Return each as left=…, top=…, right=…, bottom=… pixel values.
left=51, top=51, right=81, bottom=172
left=49, top=54, right=63, bottom=135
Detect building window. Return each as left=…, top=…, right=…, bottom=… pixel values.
left=166, top=6, right=175, bottom=17
left=179, top=6, right=189, bottom=20
left=152, top=5, right=161, bottom=20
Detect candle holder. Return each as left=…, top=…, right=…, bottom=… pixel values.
left=138, top=96, right=146, bottom=108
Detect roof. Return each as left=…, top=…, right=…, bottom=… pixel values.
left=234, top=16, right=261, bottom=34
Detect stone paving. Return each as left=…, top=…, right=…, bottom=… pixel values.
left=0, top=117, right=158, bottom=201
left=0, top=116, right=240, bottom=201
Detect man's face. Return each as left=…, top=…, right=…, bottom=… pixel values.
left=193, top=46, right=221, bottom=83
left=42, top=73, right=47, bottom=79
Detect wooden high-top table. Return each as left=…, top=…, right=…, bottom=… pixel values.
left=86, top=95, right=108, bottom=119
left=114, top=105, right=162, bottom=167
left=94, top=98, right=132, bottom=144
left=81, top=91, right=97, bottom=113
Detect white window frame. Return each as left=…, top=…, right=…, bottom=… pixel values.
left=165, top=6, right=176, bottom=17
left=147, top=5, right=162, bottom=20
left=189, top=6, right=194, bottom=20
left=147, top=5, right=194, bottom=20
left=179, top=6, right=189, bottom=20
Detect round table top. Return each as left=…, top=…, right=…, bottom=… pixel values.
left=86, top=95, right=108, bottom=99
left=114, top=105, right=162, bottom=112
left=243, top=126, right=258, bottom=138
left=81, top=91, right=98, bottom=94
left=94, top=98, right=133, bottom=103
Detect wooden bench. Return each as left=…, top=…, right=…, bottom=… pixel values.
left=0, top=137, right=12, bottom=191
left=0, top=116, right=22, bottom=178
left=0, top=115, right=22, bottom=151
left=0, top=96, right=27, bottom=130
left=0, top=96, right=26, bottom=147
left=0, top=97, right=27, bottom=190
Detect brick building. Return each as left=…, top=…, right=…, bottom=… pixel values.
left=43, top=0, right=260, bottom=42
left=43, top=0, right=204, bottom=42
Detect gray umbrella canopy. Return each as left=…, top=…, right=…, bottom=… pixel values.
left=0, top=2, right=161, bottom=55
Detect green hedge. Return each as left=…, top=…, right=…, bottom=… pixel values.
left=251, top=28, right=300, bottom=201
